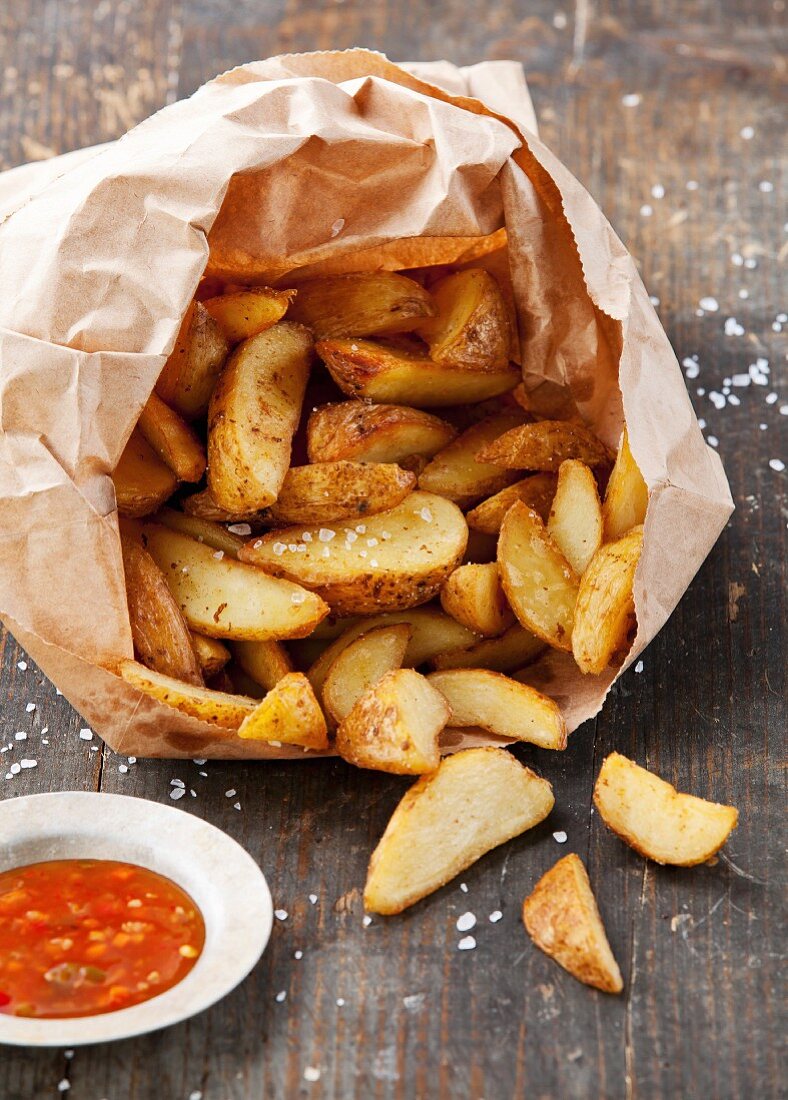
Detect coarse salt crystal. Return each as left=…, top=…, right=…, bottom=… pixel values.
left=635, top=659, right=644, bottom=673
left=456, top=912, right=476, bottom=932
left=419, top=507, right=433, bottom=522
left=346, top=530, right=358, bottom=543
left=731, top=252, right=744, bottom=266
left=707, top=436, right=719, bottom=447
left=253, top=539, right=263, bottom=549
left=489, top=911, right=503, bottom=923
left=457, top=935, right=476, bottom=951
left=225, top=788, right=236, bottom=798
left=740, top=125, right=755, bottom=139
left=119, top=764, right=128, bottom=773
left=728, top=394, right=741, bottom=406
left=553, top=11, right=567, bottom=27
left=304, top=1067, right=321, bottom=1082
left=651, top=184, right=665, bottom=199
left=171, top=778, right=185, bottom=787
left=302, top=532, right=312, bottom=542
left=128, top=756, right=137, bottom=764
left=79, top=728, right=92, bottom=740
left=780, top=406, right=788, bottom=416
left=288, top=544, right=299, bottom=553
left=758, top=180, right=774, bottom=193
left=744, top=257, right=757, bottom=269
left=193, top=758, right=206, bottom=765
left=169, top=788, right=185, bottom=800
left=20, top=759, right=37, bottom=769
left=370, top=559, right=379, bottom=567
left=275, top=909, right=288, bottom=921
left=189, top=1092, right=203, bottom=1100
left=724, top=318, right=745, bottom=336
left=291, top=591, right=307, bottom=604
left=355, top=524, right=366, bottom=534
left=699, top=297, right=719, bottom=312
left=358, top=550, right=367, bottom=559
left=336, top=997, right=345, bottom=1006
left=686, top=179, right=699, bottom=190
left=769, top=459, right=785, bottom=472
left=622, top=93, right=641, bottom=106
left=553, top=830, right=568, bottom=843
left=272, top=542, right=287, bottom=556
left=366, top=538, right=378, bottom=547
left=15, top=732, right=26, bottom=741
left=17, top=661, right=27, bottom=670
left=381, top=530, right=391, bottom=540
left=460, top=883, right=468, bottom=893
left=294, top=950, right=303, bottom=960
left=275, top=990, right=287, bottom=1003
left=709, top=392, right=726, bottom=409
left=732, top=374, right=750, bottom=387
left=212, top=550, right=224, bottom=560
left=25, top=703, right=35, bottom=713
left=640, top=204, right=653, bottom=217
left=227, top=523, right=252, bottom=536
left=234, top=802, right=241, bottom=811
left=308, top=893, right=318, bottom=904
left=739, top=289, right=749, bottom=299
left=362, top=915, right=372, bottom=927
left=57, top=1082, right=70, bottom=1094
left=765, top=393, right=778, bottom=405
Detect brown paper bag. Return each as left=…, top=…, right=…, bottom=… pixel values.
left=0, top=50, right=732, bottom=760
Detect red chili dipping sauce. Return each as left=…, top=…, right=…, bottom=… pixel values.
left=0, top=859, right=205, bottom=1018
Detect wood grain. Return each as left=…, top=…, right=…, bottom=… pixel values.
left=0, top=2, right=785, bottom=1097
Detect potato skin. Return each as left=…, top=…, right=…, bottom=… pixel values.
left=259, top=462, right=416, bottom=526
left=307, top=402, right=456, bottom=464
left=440, top=563, right=514, bottom=637
left=113, top=429, right=178, bottom=518
left=571, top=526, right=643, bottom=674
left=288, top=272, right=434, bottom=338
left=155, top=301, right=230, bottom=420
left=420, top=268, right=512, bottom=371
left=477, top=419, right=613, bottom=471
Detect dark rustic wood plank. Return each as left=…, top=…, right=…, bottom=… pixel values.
left=0, top=1, right=785, bottom=1097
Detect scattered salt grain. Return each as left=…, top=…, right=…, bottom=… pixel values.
left=553, top=830, right=568, bottom=844
left=728, top=394, right=741, bottom=406
left=199, top=770, right=208, bottom=777
left=758, top=180, right=774, bottom=193
left=304, top=1067, right=321, bottom=1082
left=79, top=728, right=93, bottom=741
left=731, top=252, right=744, bottom=266
left=253, top=539, right=263, bottom=549
left=275, top=909, right=288, bottom=921
left=489, top=911, right=503, bottom=923
left=682, top=358, right=700, bottom=379
left=460, top=882, right=468, bottom=893
left=309, top=893, right=318, bottom=904
left=57, top=1082, right=70, bottom=1094
left=370, top=559, right=379, bottom=567
left=780, top=406, right=788, bottom=416
left=330, top=218, right=345, bottom=237
left=294, top=950, right=303, bottom=960
left=225, top=788, right=236, bottom=798
left=707, top=436, right=719, bottom=447
left=63, top=1050, right=74, bottom=1060
left=740, top=125, right=755, bottom=139
left=227, top=523, right=252, bottom=536
left=193, top=758, right=206, bottom=765
left=553, top=11, right=567, bottom=27
left=724, top=318, right=745, bottom=336
left=171, top=778, right=185, bottom=788
left=419, top=507, right=433, bottom=522
left=699, top=296, right=719, bottom=312
left=169, top=788, right=185, bottom=801
left=302, top=532, right=312, bottom=542
left=355, top=524, right=366, bottom=534
left=739, top=289, right=749, bottom=299
left=769, top=459, right=785, bottom=472
left=291, top=591, right=306, bottom=604
left=457, top=935, right=476, bottom=951
left=128, top=757, right=137, bottom=764
left=272, top=542, right=287, bottom=556
left=640, top=204, right=653, bottom=217
left=275, top=990, right=287, bottom=1003
left=621, top=93, right=641, bottom=106
left=212, top=550, right=224, bottom=560
left=765, top=393, right=778, bottom=405
left=20, top=759, right=37, bottom=769
left=651, top=184, right=665, bottom=199
left=366, top=537, right=378, bottom=547
left=25, top=703, right=36, bottom=713
left=15, top=732, right=26, bottom=741
left=336, top=997, right=345, bottom=1006
left=381, top=530, right=391, bottom=540
left=234, top=802, right=241, bottom=811
left=362, top=915, right=372, bottom=927
left=732, top=374, right=751, bottom=387
left=686, top=180, right=699, bottom=191
left=456, top=912, right=476, bottom=933
left=650, top=295, right=660, bottom=306
left=635, top=659, right=644, bottom=673
left=189, top=1092, right=203, bottom=1100
left=744, top=257, right=757, bottom=269
left=17, top=661, right=27, bottom=671
left=119, top=765, right=128, bottom=774
left=358, top=550, right=368, bottom=559
left=709, top=392, right=726, bottom=409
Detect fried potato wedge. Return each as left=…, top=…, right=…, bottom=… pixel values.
left=306, top=402, right=456, bottom=465
left=202, top=287, right=294, bottom=343
left=427, top=669, right=566, bottom=750
left=336, top=669, right=447, bottom=774
left=288, top=272, right=434, bottom=338
left=137, top=392, right=207, bottom=483
left=306, top=608, right=478, bottom=702
left=113, top=429, right=178, bottom=518
left=602, top=428, right=649, bottom=541
left=120, top=534, right=202, bottom=685
left=323, top=625, right=411, bottom=724
left=548, top=460, right=603, bottom=575
left=430, top=622, right=545, bottom=672
left=237, top=672, right=328, bottom=749
left=154, top=507, right=244, bottom=557
left=141, top=524, right=328, bottom=640
left=572, top=527, right=643, bottom=674
left=207, top=322, right=313, bottom=512
left=232, top=639, right=294, bottom=692
left=190, top=633, right=231, bottom=678
left=477, top=419, right=612, bottom=471
left=258, top=462, right=415, bottom=526
left=498, top=502, right=579, bottom=651
left=419, top=269, right=511, bottom=371
left=118, top=659, right=256, bottom=727
left=418, top=413, right=524, bottom=507
left=181, top=488, right=265, bottom=526
left=523, top=853, right=623, bottom=993
left=440, top=563, right=514, bottom=637
left=155, top=301, right=230, bottom=421
left=593, top=753, right=738, bottom=866
left=364, top=747, right=555, bottom=914
left=317, top=338, right=520, bottom=407
left=466, top=474, right=557, bottom=534
left=238, top=492, right=468, bottom=615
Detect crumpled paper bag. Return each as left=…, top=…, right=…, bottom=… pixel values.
left=0, top=50, right=733, bottom=759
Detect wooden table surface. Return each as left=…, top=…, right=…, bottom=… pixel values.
left=1, top=2, right=785, bottom=1097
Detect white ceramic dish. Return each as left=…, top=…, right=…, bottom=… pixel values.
left=0, top=790, right=272, bottom=1046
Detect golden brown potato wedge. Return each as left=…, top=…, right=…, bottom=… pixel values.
left=602, top=428, right=649, bottom=541
left=141, top=524, right=329, bottom=640
left=258, top=462, right=415, bottom=526
left=202, top=287, right=294, bottom=344
left=118, top=659, right=256, bottom=727
left=190, top=633, right=231, bottom=678
left=335, top=669, right=447, bottom=774
left=548, top=460, right=603, bottom=575
left=113, top=429, right=179, bottom=518
left=288, top=272, right=434, bottom=338
left=120, top=533, right=202, bottom=685
left=155, top=301, right=230, bottom=421
left=323, top=624, right=411, bottom=725
left=181, top=488, right=265, bottom=526
left=418, top=269, right=511, bottom=370
left=231, top=639, right=294, bottom=692
left=154, top=507, right=244, bottom=557
left=364, top=747, right=555, bottom=914
left=466, top=474, right=557, bottom=534
left=522, top=853, right=623, bottom=993
left=430, top=623, right=545, bottom=672
left=317, top=338, right=520, bottom=407
left=237, top=672, right=328, bottom=749
left=476, top=419, right=612, bottom=471
left=440, top=563, right=514, bottom=637
left=572, top=526, right=643, bottom=674
left=207, top=322, right=313, bottom=512
left=306, top=402, right=457, bottom=465
left=427, top=669, right=566, bottom=750
left=498, top=502, right=579, bottom=652
left=418, top=413, right=524, bottom=507
left=593, top=753, right=738, bottom=866
left=306, top=607, right=478, bottom=703
left=137, top=392, right=207, bottom=483
left=238, top=492, right=468, bottom=615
